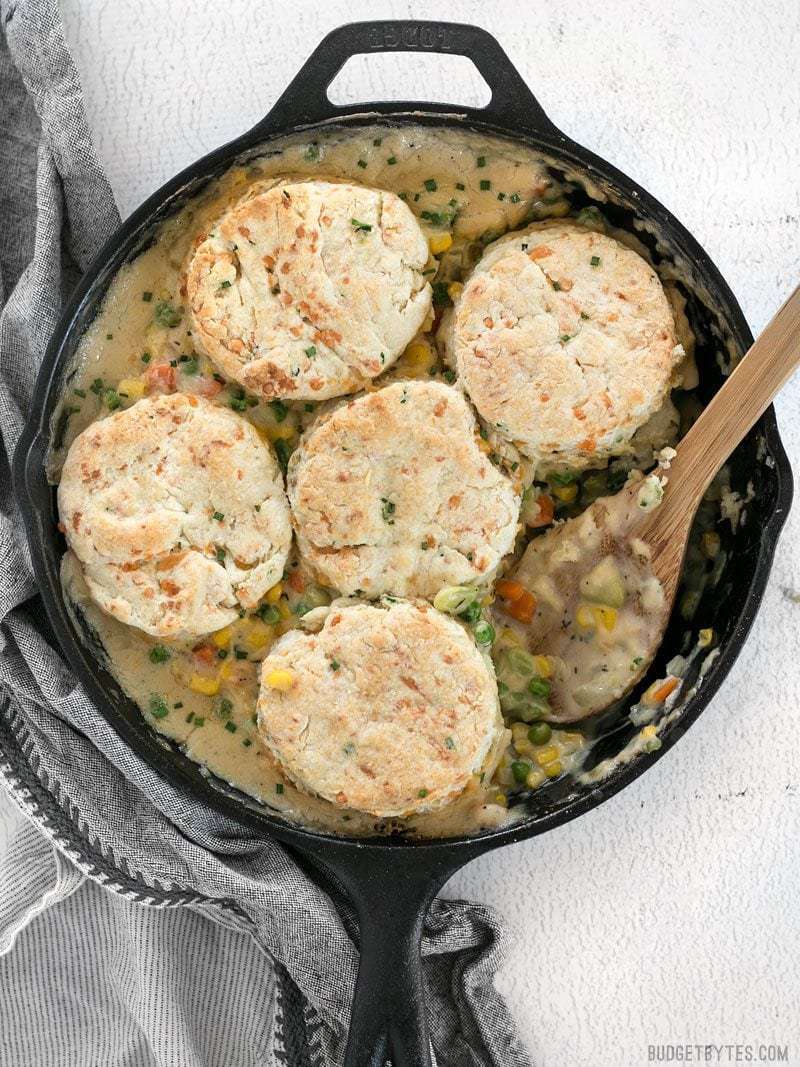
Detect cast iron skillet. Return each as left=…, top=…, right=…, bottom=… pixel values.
left=13, top=20, right=793, bottom=1067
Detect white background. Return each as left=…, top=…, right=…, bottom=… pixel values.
left=28, top=1, right=800, bottom=1064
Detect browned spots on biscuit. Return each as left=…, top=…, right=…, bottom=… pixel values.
left=309, top=378, right=324, bottom=391
left=573, top=406, right=586, bottom=421
left=296, top=224, right=306, bottom=239
left=238, top=225, right=252, bottom=240
left=160, top=580, right=180, bottom=596
left=262, top=254, right=275, bottom=270
left=314, top=327, right=342, bottom=348
left=578, top=437, right=597, bottom=453
left=228, top=338, right=245, bottom=354
left=448, top=494, right=462, bottom=509
left=483, top=316, right=494, bottom=328
left=528, top=244, right=553, bottom=260
left=72, top=511, right=82, bottom=531
left=433, top=399, right=447, bottom=417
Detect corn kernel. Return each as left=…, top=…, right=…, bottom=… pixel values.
left=447, top=282, right=463, bottom=302
left=265, top=668, right=295, bottom=691
left=543, top=759, right=562, bottom=778
left=698, top=627, right=714, bottom=648
left=428, top=233, right=453, bottom=256
left=211, top=626, right=233, bottom=648
left=532, top=655, right=552, bottom=678
left=553, top=483, right=578, bottom=503
left=641, top=724, right=658, bottom=739
left=189, top=673, right=220, bottom=696
left=593, top=606, right=618, bottom=632
left=534, top=745, right=559, bottom=767
left=561, top=732, right=584, bottom=754
left=118, top=377, right=145, bottom=402
left=405, top=342, right=432, bottom=367
left=265, top=583, right=283, bottom=604
left=491, top=792, right=508, bottom=808
left=700, top=531, right=720, bottom=559
left=244, top=619, right=274, bottom=651
left=278, top=599, right=293, bottom=621
left=525, top=767, right=546, bottom=789
left=265, top=424, right=296, bottom=441
left=575, top=604, right=596, bottom=629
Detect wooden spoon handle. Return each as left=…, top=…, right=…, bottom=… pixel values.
left=657, top=283, right=800, bottom=520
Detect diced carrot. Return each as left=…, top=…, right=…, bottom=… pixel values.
left=145, top=362, right=176, bottom=394
left=495, top=579, right=526, bottom=602
left=287, top=570, right=305, bottom=593
left=192, top=644, right=216, bottom=665
left=651, top=677, right=679, bottom=703
left=531, top=494, right=554, bottom=527
left=196, top=376, right=223, bottom=398
left=504, top=590, right=537, bottom=624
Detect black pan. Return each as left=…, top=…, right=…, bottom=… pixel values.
left=13, top=20, right=793, bottom=1067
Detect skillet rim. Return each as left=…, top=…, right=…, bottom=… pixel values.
left=12, top=105, right=794, bottom=863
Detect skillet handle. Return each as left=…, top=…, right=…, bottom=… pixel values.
left=303, top=845, right=469, bottom=1067
left=253, top=20, right=560, bottom=140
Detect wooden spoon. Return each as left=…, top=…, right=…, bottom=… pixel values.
left=638, top=282, right=800, bottom=619
left=505, top=284, right=800, bottom=722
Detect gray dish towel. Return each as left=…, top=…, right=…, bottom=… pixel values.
left=0, top=3, right=531, bottom=1065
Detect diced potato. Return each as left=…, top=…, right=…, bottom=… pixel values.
left=118, top=377, right=145, bottom=402
left=580, top=556, right=626, bottom=608
left=243, top=619, right=275, bottom=651
left=211, top=626, right=233, bottom=648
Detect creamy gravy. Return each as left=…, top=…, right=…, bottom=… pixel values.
left=52, top=123, right=712, bottom=836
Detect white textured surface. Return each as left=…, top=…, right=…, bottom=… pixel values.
left=37, top=1, right=800, bottom=1063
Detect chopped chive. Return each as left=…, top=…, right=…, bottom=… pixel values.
left=455, top=181, right=465, bottom=191
left=431, top=281, right=451, bottom=307
left=445, top=736, right=456, bottom=750
left=330, top=659, right=341, bottom=671
left=510, top=193, right=521, bottom=203
left=73, top=388, right=86, bottom=398
left=476, top=155, right=486, bottom=167
left=274, top=438, right=291, bottom=473
left=590, top=255, right=601, bottom=267
left=185, top=712, right=194, bottom=723
left=141, top=352, right=151, bottom=364
left=357, top=159, right=367, bottom=169
left=423, top=178, right=437, bottom=192
left=380, top=498, right=396, bottom=523
left=148, top=645, right=171, bottom=664
left=552, top=280, right=563, bottom=291
left=215, top=547, right=226, bottom=563
left=351, top=218, right=372, bottom=232
left=479, top=179, right=491, bottom=191
left=142, top=291, right=153, bottom=302
left=442, top=368, right=457, bottom=384
left=304, top=344, right=317, bottom=357
left=418, top=788, right=429, bottom=798
left=242, top=738, right=252, bottom=747
left=234, top=647, right=248, bottom=660
left=224, top=721, right=237, bottom=733
left=90, top=377, right=104, bottom=395
left=104, top=389, right=121, bottom=410
left=174, top=701, right=184, bottom=709
left=276, top=783, right=285, bottom=794
left=194, top=716, right=205, bottom=727
left=497, top=192, right=506, bottom=201
left=386, top=156, right=397, bottom=165
left=217, top=279, right=231, bottom=290
left=373, top=137, right=382, bottom=146
left=106, top=333, right=114, bottom=340
left=181, top=357, right=199, bottom=375
left=304, top=143, right=319, bottom=161
left=217, top=648, right=228, bottom=660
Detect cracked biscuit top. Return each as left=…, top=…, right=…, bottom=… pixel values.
left=186, top=178, right=432, bottom=402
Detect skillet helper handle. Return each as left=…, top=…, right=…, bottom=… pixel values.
left=254, top=20, right=560, bottom=139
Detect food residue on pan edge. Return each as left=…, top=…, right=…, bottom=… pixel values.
left=52, top=124, right=736, bottom=837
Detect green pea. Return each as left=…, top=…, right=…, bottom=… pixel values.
left=511, top=760, right=530, bottom=783
left=505, top=648, right=538, bottom=676
left=459, top=601, right=481, bottom=624
left=528, top=677, right=551, bottom=698
left=474, top=620, right=495, bottom=645
left=514, top=699, right=549, bottom=723
left=528, top=722, right=552, bottom=745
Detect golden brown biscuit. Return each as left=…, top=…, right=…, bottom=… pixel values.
left=445, top=221, right=684, bottom=468
left=287, top=380, right=520, bottom=598
left=257, top=599, right=502, bottom=817
left=187, top=179, right=431, bottom=401
left=57, top=394, right=291, bottom=639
